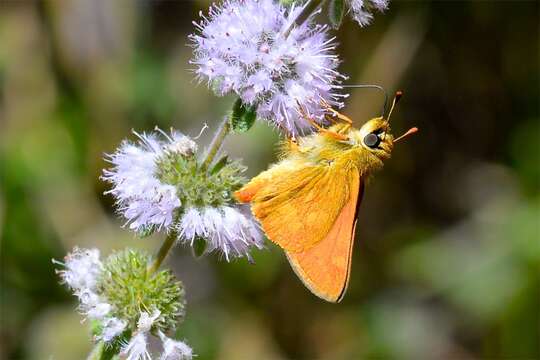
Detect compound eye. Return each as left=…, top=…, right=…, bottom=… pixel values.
left=363, top=133, right=381, bottom=148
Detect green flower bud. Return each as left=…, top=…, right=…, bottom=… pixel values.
left=155, top=151, right=246, bottom=209
left=97, top=249, right=186, bottom=333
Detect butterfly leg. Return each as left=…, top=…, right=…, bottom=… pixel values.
left=320, top=100, right=353, bottom=134
left=325, top=114, right=352, bottom=134
left=296, top=102, right=349, bottom=141
left=320, top=99, right=353, bottom=124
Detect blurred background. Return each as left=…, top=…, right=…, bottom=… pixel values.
left=1, top=0, right=538, bottom=359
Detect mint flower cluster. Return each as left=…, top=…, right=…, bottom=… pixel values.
left=102, top=128, right=264, bottom=261
left=191, top=0, right=346, bottom=135
left=56, top=248, right=192, bottom=359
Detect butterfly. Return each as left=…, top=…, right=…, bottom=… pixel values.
left=235, top=91, right=417, bottom=302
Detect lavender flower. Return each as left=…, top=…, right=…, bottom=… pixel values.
left=54, top=248, right=113, bottom=321
left=98, top=317, right=128, bottom=342
left=56, top=248, right=189, bottom=349
left=190, top=0, right=346, bottom=135
left=159, top=331, right=194, bottom=360
left=179, top=206, right=264, bottom=261
left=102, top=129, right=195, bottom=233
left=103, top=128, right=264, bottom=260
left=122, top=332, right=151, bottom=360
left=349, top=0, right=389, bottom=27
left=120, top=310, right=160, bottom=360
left=55, top=248, right=128, bottom=344
left=56, top=247, right=102, bottom=292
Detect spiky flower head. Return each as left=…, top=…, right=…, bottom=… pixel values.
left=349, top=0, right=389, bottom=27
left=190, top=0, right=346, bottom=135
left=103, top=128, right=264, bottom=260
left=55, top=247, right=188, bottom=351
left=98, top=249, right=186, bottom=333
left=102, top=129, right=193, bottom=233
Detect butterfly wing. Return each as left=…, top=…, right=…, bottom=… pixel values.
left=286, top=170, right=363, bottom=302
left=236, top=160, right=363, bottom=302
left=235, top=160, right=355, bottom=253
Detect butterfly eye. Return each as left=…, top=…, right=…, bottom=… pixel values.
left=363, top=133, right=381, bottom=148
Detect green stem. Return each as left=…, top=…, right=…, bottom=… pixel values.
left=201, top=115, right=231, bottom=170
left=86, top=341, right=105, bottom=360
left=147, top=230, right=177, bottom=274
left=283, top=0, right=326, bottom=38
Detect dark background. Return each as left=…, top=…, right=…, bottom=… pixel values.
left=1, top=0, right=538, bottom=359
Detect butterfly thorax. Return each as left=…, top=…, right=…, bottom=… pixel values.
left=281, top=118, right=394, bottom=176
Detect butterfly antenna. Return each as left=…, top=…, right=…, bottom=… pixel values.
left=394, top=127, right=418, bottom=143
left=385, top=90, right=403, bottom=124
left=342, top=84, right=388, bottom=117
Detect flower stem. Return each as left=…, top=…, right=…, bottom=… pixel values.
left=86, top=341, right=104, bottom=360
left=147, top=230, right=177, bottom=274
left=148, top=101, right=237, bottom=274
left=201, top=115, right=231, bottom=170
left=283, top=0, right=326, bottom=37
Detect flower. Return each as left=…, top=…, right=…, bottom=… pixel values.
left=85, top=301, right=112, bottom=319
left=56, top=247, right=102, bottom=292
left=98, top=249, right=186, bottom=332
left=102, top=129, right=195, bottom=233
left=178, top=206, right=264, bottom=261
left=159, top=331, right=193, bottom=360
left=137, top=309, right=162, bottom=332
left=56, top=248, right=189, bottom=347
left=121, top=332, right=151, bottom=360
left=54, top=248, right=116, bottom=322
left=104, top=128, right=263, bottom=260
left=121, top=310, right=162, bottom=360
left=190, top=0, right=346, bottom=135
left=121, top=310, right=194, bottom=360
left=349, top=0, right=389, bottom=27
left=99, top=317, right=128, bottom=342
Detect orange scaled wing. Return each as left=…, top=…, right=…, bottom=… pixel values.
left=236, top=163, right=354, bottom=253
left=286, top=170, right=363, bottom=302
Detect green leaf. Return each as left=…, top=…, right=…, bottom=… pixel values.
left=137, top=225, right=156, bottom=238
left=192, top=237, right=207, bottom=258
left=242, top=105, right=257, bottom=132
left=210, top=155, right=229, bottom=175
left=328, top=0, right=345, bottom=29
left=231, top=98, right=257, bottom=133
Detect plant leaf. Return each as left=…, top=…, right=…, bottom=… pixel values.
left=231, top=98, right=257, bottom=133
left=210, top=155, right=229, bottom=175
left=192, top=237, right=207, bottom=258
left=328, top=0, right=345, bottom=29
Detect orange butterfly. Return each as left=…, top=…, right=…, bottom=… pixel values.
left=235, top=92, right=417, bottom=302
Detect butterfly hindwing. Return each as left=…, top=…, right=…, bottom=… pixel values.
left=285, top=170, right=362, bottom=302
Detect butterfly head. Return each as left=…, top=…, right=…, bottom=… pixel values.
left=356, top=117, right=394, bottom=160
left=349, top=90, right=417, bottom=161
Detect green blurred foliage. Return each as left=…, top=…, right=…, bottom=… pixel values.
left=0, top=1, right=538, bottom=359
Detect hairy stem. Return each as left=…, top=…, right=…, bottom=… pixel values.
left=201, top=115, right=231, bottom=170
left=147, top=230, right=177, bottom=274
left=86, top=341, right=105, bottom=360
left=283, top=0, right=326, bottom=37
